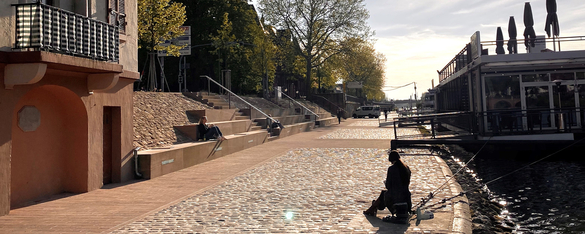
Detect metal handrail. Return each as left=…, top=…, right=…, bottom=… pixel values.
left=200, top=75, right=277, bottom=123
left=312, top=95, right=344, bottom=111
left=274, top=88, right=320, bottom=119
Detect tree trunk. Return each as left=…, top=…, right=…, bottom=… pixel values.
left=305, top=59, right=312, bottom=97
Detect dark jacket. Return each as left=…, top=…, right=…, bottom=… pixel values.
left=384, top=163, right=411, bottom=205
left=197, top=123, right=209, bottom=140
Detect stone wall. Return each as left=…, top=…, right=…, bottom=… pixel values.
left=133, top=92, right=210, bottom=149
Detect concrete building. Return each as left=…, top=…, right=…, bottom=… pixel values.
left=0, top=0, right=138, bottom=216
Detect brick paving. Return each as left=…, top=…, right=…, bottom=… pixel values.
left=0, top=117, right=471, bottom=233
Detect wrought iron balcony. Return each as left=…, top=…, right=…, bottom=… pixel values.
left=13, top=2, right=119, bottom=62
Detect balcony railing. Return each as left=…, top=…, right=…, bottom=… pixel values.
left=438, top=36, right=585, bottom=83
left=438, top=44, right=470, bottom=83
left=13, top=2, right=119, bottom=62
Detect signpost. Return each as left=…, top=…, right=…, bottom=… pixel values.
left=347, top=81, right=363, bottom=89
left=157, top=26, right=191, bottom=57
left=156, top=26, right=191, bottom=91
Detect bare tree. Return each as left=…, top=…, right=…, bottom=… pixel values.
left=259, top=0, right=371, bottom=96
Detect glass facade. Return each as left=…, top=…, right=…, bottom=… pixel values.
left=485, top=75, right=521, bottom=110
left=522, top=74, right=549, bottom=82
left=550, top=72, right=575, bottom=81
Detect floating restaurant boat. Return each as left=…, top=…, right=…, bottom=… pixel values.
left=431, top=31, right=585, bottom=141
left=391, top=32, right=585, bottom=150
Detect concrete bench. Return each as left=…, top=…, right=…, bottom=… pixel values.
left=315, top=117, right=337, bottom=127
left=254, top=115, right=308, bottom=129
left=267, top=121, right=315, bottom=141
left=137, top=130, right=268, bottom=179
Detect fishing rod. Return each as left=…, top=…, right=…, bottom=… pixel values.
left=414, top=136, right=585, bottom=225
left=407, top=137, right=492, bottom=225
left=413, top=137, right=492, bottom=211
left=484, top=137, right=585, bottom=185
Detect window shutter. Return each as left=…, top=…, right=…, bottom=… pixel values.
left=108, top=0, right=125, bottom=34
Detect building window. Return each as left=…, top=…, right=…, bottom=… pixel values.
left=485, top=75, right=521, bottom=110
left=522, top=73, right=549, bottom=82
left=550, top=72, right=575, bottom=81
left=109, top=0, right=126, bottom=34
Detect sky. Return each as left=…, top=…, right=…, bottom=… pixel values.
left=251, top=0, right=585, bottom=100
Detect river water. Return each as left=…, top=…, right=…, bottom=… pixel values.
left=472, top=154, right=585, bottom=233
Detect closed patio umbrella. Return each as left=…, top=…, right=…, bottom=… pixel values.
left=507, top=16, right=518, bottom=54
left=545, top=0, right=560, bottom=50
left=496, top=27, right=505, bottom=54
left=523, top=2, right=536, bottom=48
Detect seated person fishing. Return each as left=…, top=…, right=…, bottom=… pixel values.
left=197, top=116, right=227, bottom=141
left=363, top=150, right=412, bottom=223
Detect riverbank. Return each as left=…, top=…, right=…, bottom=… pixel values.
left=431, top=145, right=515, bottom=234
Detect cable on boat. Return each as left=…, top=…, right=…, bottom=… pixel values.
left=418, top=135, right=585, bottom=212
left=412, top=136, right=493, bottom=210
left=483, top=136, right=585, bottom=186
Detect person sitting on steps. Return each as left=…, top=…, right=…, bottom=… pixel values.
left=363, top=150, right=412, bottom=223
left=197, top=116, right=227, bottom=141
left=266, top=114, right=284, bottom=135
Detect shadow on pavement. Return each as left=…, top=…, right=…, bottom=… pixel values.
left=364, top=215, right=410, bottom=233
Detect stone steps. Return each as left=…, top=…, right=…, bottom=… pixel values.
left=138, top=92, right=340, bottom=180
left=138, top=107, right=321, bottom=180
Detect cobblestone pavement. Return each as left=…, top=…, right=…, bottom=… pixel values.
left=318, top=128, right=424, bottom=140
left=348, top=120, right=380, bottom=127
left=112, top=147, right=461, bottom=233
left=0, top=116, right=469, bottom=234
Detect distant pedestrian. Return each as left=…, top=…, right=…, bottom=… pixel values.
left=363, top=150, right=412, bottom=223
left=384, top=109, right=388, bottom=122
left=337, top=108, right=343, bottom=124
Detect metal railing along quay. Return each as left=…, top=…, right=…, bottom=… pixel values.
left=391, top=108, right=585, bottom=141
left=392, top=111, right=476, bottom=140
left=478, top=107, right=585, bottom=136
left=13, top=2, right=119, bottom=62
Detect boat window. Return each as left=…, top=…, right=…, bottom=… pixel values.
left=525, top=86, right=550, bottom=108
left=485, top=75, right=521, bottom=110
left=579, top=85, right=585, bottom=109
left=550, top=72, right=575, bottom=81
left=577, top=72, right=584, bottom=80
left=362, top=107, right=372, bottom=111
left=522, top=73, right=549, bottom=82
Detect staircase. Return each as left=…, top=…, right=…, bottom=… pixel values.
left=136, top=92, right=337, bottom=180
left=199, top=93, right=231, bottom=109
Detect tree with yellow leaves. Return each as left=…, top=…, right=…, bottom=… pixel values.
left=138, top=0, right=186, bottom=91
left=138, top=0, right=186, bottom=56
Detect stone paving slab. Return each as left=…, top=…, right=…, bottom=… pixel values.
left=0, top=117, right=470, bottom=234
left=319, top=128, right=424, bottom=140
left=348, top=120, right=381, bottom=127
left=112, top=148, right=463, bottom=233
